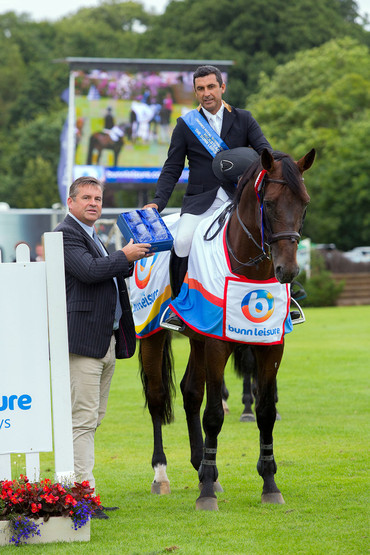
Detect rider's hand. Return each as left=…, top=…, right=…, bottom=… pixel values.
left=122, top=239, right=152, bottom=262
left=143, top=203, right=159, bottom=210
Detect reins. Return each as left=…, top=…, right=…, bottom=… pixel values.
left=204, top=169, right=304, bottom=271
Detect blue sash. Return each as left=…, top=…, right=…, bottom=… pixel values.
left=181, top=109, right=229, bottom=158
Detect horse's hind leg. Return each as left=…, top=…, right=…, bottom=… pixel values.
left=140, top=331, right=174, bottom=494
left=240, top=371, right=256, bottom=422
left=221, top=378, right=230, bottom=415
left=233, top=345, right=256, bottom=421
left=253, top=344, right=285, bottom=504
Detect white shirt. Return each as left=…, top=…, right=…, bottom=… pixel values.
left=69, top=212, right=95, bottom=237
left=202, top=104, right=224, bottom=136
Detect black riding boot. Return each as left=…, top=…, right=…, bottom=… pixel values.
left=161, top=250, right=188, bottom=331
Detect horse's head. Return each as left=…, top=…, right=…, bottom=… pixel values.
left=259, top=149, right=314, bottom=283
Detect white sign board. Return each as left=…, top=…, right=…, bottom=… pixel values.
left=0, top=261, right=52, bottom=453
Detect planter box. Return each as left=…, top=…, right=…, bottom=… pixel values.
left=0, top=516, right=90, bottom=546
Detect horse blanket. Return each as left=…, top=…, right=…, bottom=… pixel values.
left=129, top=207, right=293, bottom=344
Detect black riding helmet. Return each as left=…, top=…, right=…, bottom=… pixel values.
left=212, top=147, right=259, bottom=184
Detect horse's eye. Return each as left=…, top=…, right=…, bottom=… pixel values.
left=263, top=200, right=274, bottom=212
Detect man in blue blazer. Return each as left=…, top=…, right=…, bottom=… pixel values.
left=144, top=64, right=272, bottom=330
left=54, top=176, right=151, bottom=517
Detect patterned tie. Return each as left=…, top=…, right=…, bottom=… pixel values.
left=93, top=229, right=122, bottom=330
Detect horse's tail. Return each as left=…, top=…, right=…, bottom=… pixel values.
left=232, top=344, right=257, bottom=379
left=139, top=332, right=176, bottom=425
left=87, top=135, right=95, bottom=164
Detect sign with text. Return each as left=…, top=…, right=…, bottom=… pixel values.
left=0, top=262, right=52, bottom=453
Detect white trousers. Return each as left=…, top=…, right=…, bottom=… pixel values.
left=174, top=187, right=229, bottom=257
left=69, top=334, right=116, bottom=489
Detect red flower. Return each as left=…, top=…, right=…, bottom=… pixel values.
left=65, top=494, right=77, bottom=506
left=31, top=503, right=41, bottom=513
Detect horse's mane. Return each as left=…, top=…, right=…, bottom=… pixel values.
left=232, top=150, right=308, bottom=208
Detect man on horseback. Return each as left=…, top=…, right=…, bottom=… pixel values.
left=144, top=64, right=272, bottom=330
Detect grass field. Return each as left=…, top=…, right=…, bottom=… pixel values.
left=5, top=306, right=369, bottom=553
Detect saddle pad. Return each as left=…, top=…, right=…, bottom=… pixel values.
left=171, top=207, right=292, bottom=344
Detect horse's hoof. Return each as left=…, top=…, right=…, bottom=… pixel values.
left=240, top=412, right=255, bottom=422
left=222, top=399, right=230, bottom=414
left=275, top=412, right=281, bottom=421
left=196, top=497, right=218, bottom=511
left=261, top=492, right=285, bottom=504
left=198, top=480, right=223, bottom=493
left=151, top=481, right=171, bottom=495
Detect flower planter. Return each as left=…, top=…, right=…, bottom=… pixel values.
left=0, top=516, right=90, bottom=546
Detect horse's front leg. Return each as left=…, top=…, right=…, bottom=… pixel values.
left=196, top=340, right=233, bottom=511
left=140, top=331, right=174, bottom=494
left=180, top=338, right=206, bottom=474
left=253, top=344, right=285, bottom=504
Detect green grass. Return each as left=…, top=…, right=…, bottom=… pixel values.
left=5, top=306, right=369, bottom=553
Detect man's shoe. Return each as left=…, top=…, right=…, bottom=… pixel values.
left=101, top=506, right=119, bottom=511
left=91, top=507, right=109, bottom=519
left=160, top=309, right=185, bottom=332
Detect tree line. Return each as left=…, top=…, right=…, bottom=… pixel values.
left=0, top=0, right=369, bottom=249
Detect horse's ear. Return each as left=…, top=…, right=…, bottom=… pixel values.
left=261, top=149, right=274, bottom=172
left=296, top=149, right=316, bottom=173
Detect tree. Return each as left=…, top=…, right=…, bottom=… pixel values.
left=139, top=0, right=368, bottom=104
left=0, top=1, right=369, bottom=213
left=0, top=112, right=64, bottom=208
left=248, top=38, right=370, bottom=250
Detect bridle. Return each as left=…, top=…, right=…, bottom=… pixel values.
left=205, top=170, right=305, bottom=271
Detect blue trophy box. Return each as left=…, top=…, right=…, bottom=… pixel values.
left=117, top=208, right=174, bottom=253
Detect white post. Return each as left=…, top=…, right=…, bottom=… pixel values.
left=66, top=71, right=76, bottom=198
left=0, top=455, right=12, bottom=481
left=44, top=232, right=75, bottom=483
left=26, top=453, right=41, bottom=482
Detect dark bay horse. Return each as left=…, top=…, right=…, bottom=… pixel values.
left=139, top=148, right=315, bottom=509
left=86, top=123, right=132, bottom=165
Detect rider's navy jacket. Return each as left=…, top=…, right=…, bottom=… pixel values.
left=151, top=103, right=272, bottom=216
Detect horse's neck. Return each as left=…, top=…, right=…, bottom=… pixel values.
left=228, top=185, right=274, bottom=280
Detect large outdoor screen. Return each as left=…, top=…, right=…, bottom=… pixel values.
left=73, top=68, right=228, bottom=184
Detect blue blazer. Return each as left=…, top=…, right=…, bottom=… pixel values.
left=54, top=214, right=136, bottom=359
left=152, top=103, right=272, bottom=215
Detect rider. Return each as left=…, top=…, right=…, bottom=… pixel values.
left=104, top=107, right=115, bottom=130
left=144, top=65, right=272, bottom=330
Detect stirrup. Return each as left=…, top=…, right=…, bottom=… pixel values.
left=160, top=306, right=185, bottom=332
left=290, top=297, right=305, bottom=325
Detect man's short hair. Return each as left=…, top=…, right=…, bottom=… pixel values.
left=193, top=65, right=223, bottom=87
left=69, top=176, right=104, bottom=199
